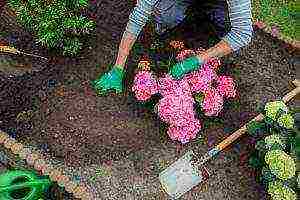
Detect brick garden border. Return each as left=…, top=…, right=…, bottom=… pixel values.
left=0, top=130, right=94, bottom=200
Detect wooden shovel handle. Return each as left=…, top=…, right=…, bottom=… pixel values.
left=216, top=84, right=300, bottom=152
left=216, top=115, right=262, bottom=151
left=0, top=45, right=18, bottom=54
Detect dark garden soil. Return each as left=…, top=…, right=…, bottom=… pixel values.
left=0, top=0, right=298, bottom=199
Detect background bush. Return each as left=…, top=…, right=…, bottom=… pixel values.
left=7, top=0, right=96, bottom=56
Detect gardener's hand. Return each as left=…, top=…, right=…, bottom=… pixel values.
left=91, top=65, right=125, bottom=95
left=169, top=56, right=204, bottom=79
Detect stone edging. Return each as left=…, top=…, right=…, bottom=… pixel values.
left=0, top=130, right=94, bottom=200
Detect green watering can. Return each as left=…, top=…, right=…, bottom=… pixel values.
left=0, top=170, right=52, bottom=200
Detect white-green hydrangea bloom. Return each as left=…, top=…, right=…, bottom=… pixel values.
left=265, top=150, right=296, bottom=180
left=277, top=114, right=294, bottom=129
left=268, top=181, right=297, bottom=200
left=265, top=101, right=288, bottom=120
left=298, top=173, right=300, bottom=189
left=297, top=173, right=300, bottom=189
left=264, top=134, right=286, bottom=150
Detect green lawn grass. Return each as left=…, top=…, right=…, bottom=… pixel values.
left=252, top=0, right=298, bottom=40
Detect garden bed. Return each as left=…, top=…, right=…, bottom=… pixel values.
left=0, top=0, right=298, bottom=199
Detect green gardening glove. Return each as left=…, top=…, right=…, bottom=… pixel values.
left=91, top=65, right=125, bottom=95
left=169, top=56, right=203, bottom=79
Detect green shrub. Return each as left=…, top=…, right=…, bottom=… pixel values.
left=7, top=0, right=96, bottom=56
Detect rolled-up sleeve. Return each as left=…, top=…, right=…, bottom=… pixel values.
left=223, top=0, right=254, bottom=52
left=125, top=0, right=159, bottom=38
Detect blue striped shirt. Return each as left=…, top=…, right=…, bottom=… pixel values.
left=125, top=0, right=253, bottom=52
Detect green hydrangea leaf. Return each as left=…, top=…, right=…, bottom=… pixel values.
left=261, top=167, right=276, bottom=184
left=255, top=139, right=267, bottom=152
left=248, top=156, right=263, bottom=169
left=246, top=121, right=266, bottom=137
left=194, top=93, right=204, bottom=104
left=265, top=116, right=275, bottom=126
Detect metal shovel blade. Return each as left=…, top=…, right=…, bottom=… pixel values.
left=159, top=150, right=203, bottom=199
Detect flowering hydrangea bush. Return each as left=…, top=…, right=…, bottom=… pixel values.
left=267, top=181, right=297, bottom=200
left=265, top=149, right=296, bottom=180
left=264, top=134, right=286, bottom=150
left=265, top=101, right=288, bottom=121
left=131, top=42, right=237, bottom=144
left=201, top=88, right=224, bottom=117
left=277, top=114, right=294, bottom=129
left=131, top=71, right=159, bottom=101
left=247, top=100, right=298, bottom=200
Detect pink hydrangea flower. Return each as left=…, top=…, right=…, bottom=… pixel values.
left=204, top=58, right=221, bottom=71
left=158, top=74, right=193, bottom=99
left=202, top=88, right=224, bottom=116
left=216, top=76, right=236, bottom=98
left=184, top=65, right=217, bottom=93
left=157, top=95, right=195, bottom=127
left=168, top=119, right=201, bottom=144
left=157, top=74, right=178, bottom=96
left=132, top=71, right=158, bottom=101
left=176, top=49, right=195, bottom=61
left=174, top=78, right=194, bottom=100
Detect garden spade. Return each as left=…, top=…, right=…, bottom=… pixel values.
left=159, top=82, right=300, bottom=199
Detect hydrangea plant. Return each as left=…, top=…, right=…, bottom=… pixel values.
left=277, top=114, right=294, bottom=129
left=131, top=41, right=238, bottom=144
left=267, top=181, right=297, bottom=200
left=264, top=101, right=288, bottom=121
left=247, top=100, right=298, bottom=200
left=265, top=150, right=296, bottom=181
left=264, top=134, right=286, bottom=150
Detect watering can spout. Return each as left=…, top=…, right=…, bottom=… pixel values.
left=0, top=170, right=52, bottom=200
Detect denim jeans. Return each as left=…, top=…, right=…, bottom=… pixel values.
left=153, top=0, right=229, bottom=38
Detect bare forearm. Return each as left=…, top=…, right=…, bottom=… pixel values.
left=115, top=31, right=137, bottom=68
left=196, top=40, right=232, bottom=62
